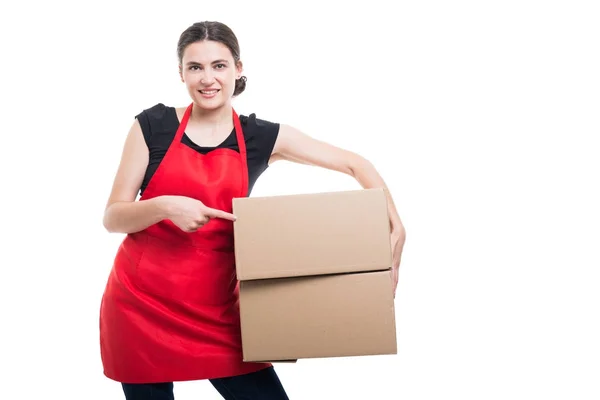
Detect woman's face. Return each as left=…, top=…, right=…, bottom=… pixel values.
left=179, top=40, right=242, bottom=110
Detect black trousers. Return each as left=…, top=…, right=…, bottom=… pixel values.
left=121, top=366, right=289, bottom=399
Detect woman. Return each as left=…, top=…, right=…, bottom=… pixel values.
left=100, top=21, right=406, bottom=400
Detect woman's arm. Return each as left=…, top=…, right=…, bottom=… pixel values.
left=270, top=124, right=406, bottom=292
left=102, top=119, right=171, bottom=234
left=103, top=119, right=236, bottom=234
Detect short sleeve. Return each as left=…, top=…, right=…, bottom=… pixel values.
left=134, top=103, right=169, bottom=147
left=242, top=113, right=280, bottom=168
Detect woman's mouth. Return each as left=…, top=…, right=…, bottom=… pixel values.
left=199, top=89, right=220, bottom=98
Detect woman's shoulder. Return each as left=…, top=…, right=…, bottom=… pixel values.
left=136, top=103, right=175, bottom=121
left=135, top=103, right=179, bottom=143
left=239, top=113, right=280, bottom=133
left=238, top=113, right=280, bottom=154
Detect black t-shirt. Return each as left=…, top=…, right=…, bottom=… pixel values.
left=135, top=103, right=280, bottom=196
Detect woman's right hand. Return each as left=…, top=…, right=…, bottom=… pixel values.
left=161, top=195, right=237, bottom=233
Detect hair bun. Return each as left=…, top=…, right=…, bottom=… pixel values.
left=234, top=76, right=247, bottom=96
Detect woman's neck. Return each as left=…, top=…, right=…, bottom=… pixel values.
left=189, top=102, right=232, bottom=127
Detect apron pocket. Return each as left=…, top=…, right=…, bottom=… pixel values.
left=135, top=235, right=237, bottom=306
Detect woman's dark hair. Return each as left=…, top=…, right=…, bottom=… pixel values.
left=177, top=21, right=247, bottom=96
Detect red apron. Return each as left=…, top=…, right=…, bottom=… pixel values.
left=99, top=103, right=271, bottom=383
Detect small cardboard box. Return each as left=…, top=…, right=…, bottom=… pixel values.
left=232, top=188, right=397, bottom=362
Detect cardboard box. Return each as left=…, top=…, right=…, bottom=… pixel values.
left=233, top=188, right=392, bottom=281
left=239, top=270, right=396, bottom=362
left=232, top=188, right=397, bottom=362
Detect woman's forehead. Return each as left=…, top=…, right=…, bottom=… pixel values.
left=182, top=40, right=233, bottom=63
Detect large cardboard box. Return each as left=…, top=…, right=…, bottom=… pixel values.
left=232, top=188, right=397, bottom=362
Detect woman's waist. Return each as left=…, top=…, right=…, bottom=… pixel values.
left=131, top=223, right=235, bottom=252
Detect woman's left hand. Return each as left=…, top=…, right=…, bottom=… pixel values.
left=390, top=225, right=406, bottom=298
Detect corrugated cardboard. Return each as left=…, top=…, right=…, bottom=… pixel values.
left=239, top=270, right=397, bottom=362
left=232, top=188, right=392, bottom=281
left=232, top=188, right=397, bottom=362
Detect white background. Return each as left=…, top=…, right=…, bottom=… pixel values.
left=1, top=0, right=599, bottom=399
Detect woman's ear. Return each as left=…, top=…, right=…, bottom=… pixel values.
left=236, top=60, right=244, bottom=79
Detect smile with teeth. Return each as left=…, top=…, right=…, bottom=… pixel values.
left=199, top=89, right=219, bottom=95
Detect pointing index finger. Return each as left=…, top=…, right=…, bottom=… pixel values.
left=204, top=207, right=237, bottom=222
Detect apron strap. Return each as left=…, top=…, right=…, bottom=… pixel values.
left=232, top=109, right=249, bottom=197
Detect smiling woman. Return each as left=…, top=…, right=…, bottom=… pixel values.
left=99, top=20, right=405, bottom=400
left=178, top=39, right=245, bottom=106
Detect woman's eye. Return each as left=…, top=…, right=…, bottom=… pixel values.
left=188, top=64, right=226, bottom=71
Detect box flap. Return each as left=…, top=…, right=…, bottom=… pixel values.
left=233, top=189, right=392, bottom=281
